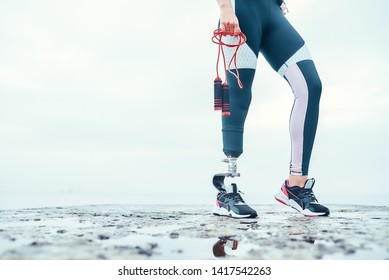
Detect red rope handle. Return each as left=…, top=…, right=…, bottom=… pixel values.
left=212, top=28, right=247, bottom=89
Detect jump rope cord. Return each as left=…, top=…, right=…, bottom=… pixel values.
left=212, top=29, right=246, bottom=89
left=212, top=29, right=247, bottom=116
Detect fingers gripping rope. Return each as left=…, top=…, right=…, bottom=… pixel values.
left=212, top=29, right=247, bottom=116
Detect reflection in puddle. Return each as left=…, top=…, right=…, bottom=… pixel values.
left=211, top=235, right=263, bottom=258
left=212, top=236, right=239, bottom=257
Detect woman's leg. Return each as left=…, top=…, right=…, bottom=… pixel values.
left=211, top=0, right=262, bottom=219
left=221, top=0, right=262, bottom=157
left=222, top=69, right=255, bottom=157
left=260, top=1, right=321, bottom=184
left=260, top=1, right=329, bottom=216
left=284, top=60, right=322, bottom=179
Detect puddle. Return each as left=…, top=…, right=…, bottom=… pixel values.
left=104, top=235, right=215, bottom=259
left=101, top=234, right=261, bottom=259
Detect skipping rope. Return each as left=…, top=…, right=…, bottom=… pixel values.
left=211, top=29, right=247, bottom=116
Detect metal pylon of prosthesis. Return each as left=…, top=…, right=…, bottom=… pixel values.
left=212, top=157, right=240, bottom=192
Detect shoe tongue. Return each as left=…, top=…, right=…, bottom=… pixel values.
left=304, top=178, right=315, bottom=189
left=226, top=183, right=238, bottom=194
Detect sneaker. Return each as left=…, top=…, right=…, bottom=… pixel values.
left=213, top=183, right=257, bottom=218
left=274, top=178, right=330, bottom=217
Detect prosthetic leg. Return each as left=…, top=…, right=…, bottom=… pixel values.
left=212, top=157, right=240, bottom=192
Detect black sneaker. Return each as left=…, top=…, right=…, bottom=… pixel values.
left=274, top=178, right=330, bottom=217
left=213, top=183, right=257, bottom=218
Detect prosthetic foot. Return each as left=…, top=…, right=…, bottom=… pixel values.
left=212, top=157, right=257, bottom=218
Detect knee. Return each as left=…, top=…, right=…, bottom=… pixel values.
left=308, top=74, right=322, bottom=103
left=299, top=61, right=322, bottom=102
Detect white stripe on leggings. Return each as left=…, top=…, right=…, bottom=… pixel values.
left=284, top=63, right=309, bottom=175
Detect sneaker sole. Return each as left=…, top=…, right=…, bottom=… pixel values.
left=274, top=191, right=329, bottom=217
left=213, top=206, right=257, bottom=219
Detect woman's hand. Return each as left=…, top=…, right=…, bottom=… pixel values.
left=217, top=0, right=240, bottom=34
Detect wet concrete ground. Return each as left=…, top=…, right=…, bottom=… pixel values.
left=0, top=204, right=388, bottom=260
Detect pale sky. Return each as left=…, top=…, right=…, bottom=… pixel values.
left=0, top=0, right=388, bottom=209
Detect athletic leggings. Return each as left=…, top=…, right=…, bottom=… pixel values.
left=221, top=0, right=322, bottom=176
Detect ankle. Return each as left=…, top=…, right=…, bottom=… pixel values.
left=288, top=175, right=308, bottom=188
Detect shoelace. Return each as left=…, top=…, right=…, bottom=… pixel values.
left=299, top=188, right=318, bottom=203
left=225, top=191, right=246, bottom=203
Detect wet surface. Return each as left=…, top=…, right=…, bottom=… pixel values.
left=0, top=204, right=388, bottom=259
